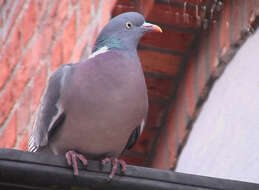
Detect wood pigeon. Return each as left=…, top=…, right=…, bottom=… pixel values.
left=29, top=12, right=162, bottom=179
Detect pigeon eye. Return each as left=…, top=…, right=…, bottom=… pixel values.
left=125, top=21, right=133, bottom=29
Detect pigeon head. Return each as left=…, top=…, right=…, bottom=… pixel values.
left=92, top=12, right=162, bottom=53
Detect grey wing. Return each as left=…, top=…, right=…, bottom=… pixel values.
left=124, top=117, right=146, bottom=151
left=29, top=64, right=73, bottom=152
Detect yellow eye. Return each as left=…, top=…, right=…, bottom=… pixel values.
left=126, top=21, right=133, bottom=29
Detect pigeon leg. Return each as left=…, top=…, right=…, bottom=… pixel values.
left=66, top=150, right=88, bottom=175
left=102, top=157, right=127, bottom=179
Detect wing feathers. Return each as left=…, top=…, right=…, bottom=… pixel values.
left=29, top=65, right=73, bottom=152
left=124, top=117, right=146, bottom=151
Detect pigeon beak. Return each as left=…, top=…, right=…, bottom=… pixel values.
left=141, top=22, right=163, bottom=33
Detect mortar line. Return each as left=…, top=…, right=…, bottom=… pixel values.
left=0, top=0, right=19, bottom=41
left=0, top=0, right=55, bottom=97
left=0, top=0, right=31, bottom=58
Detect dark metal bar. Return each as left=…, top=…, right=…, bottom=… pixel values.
left=0, top=149, right=258, bottom=190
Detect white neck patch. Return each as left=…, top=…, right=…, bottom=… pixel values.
left=89, top=46, right=109, bottom=58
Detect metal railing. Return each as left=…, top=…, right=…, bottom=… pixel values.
left=0, top=148, right=258, bottom=190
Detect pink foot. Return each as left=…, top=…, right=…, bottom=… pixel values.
left=102, top=157, right=127, bottom=179
left=66, top=150, right=88, bottom=175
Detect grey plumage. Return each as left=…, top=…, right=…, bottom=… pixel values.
left=29, top=64, right=73, bottom=152
left=124, top=116, right=146, bottom=150
left=29, top=12, right=162, bottom=174
left=30, top=50, right=148, bottom=159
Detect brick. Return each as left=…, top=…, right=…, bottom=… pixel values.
left=17, top=86, right=32, bottom=135
left=61, top=13, right=76, bottom=63
left=34, top=0, right=51, bottom=21
left=32, top=64, right=47, bottom=112
left=151, top=132, right=170, bottom=169
left=0, top=56, right=10, bottom=90
left=0, top=69, right=29, bottom=126
left=147, top=102, right=165, bottom=127
left=48, top=0, right=59, bottom=19
left=38, top=21, right=55, bottom=58
left=166, top=106, right=177, bottom=168
left=139, top=0, right=155, bottom=17
left=168, top=0, right=207, bottom=5
left=0, top=0, right=5, bottom=7
left=90, top=26, right=99, bottom=50
left=93, top=0, right=100, bottom=11
left=22, top=37, right=42, bottom=78
left=15, top=63, right=31, bottom=92
left=139, top=50, right=181, bottom=76
left=219, top=0, right=231, bottom=54
left=106, top=0, right=118, bottom=12
left=112, top=0, right=152, bottom=17
left=196, top=39, right=207, bottom=97
left=140, top=29, right=193, bottom=52
left=4, top=25, right=22, bottom=71
left=0, top=40, right=2, bottom=54
left=0, top=85, right=16, bottom=126
left=145, top=77, right=174, bottom=99
left=35, top=2, right=56, bottom=58
left=78, top=0, right=91, bottom=36
left=78, top=25, right=97, bottom=61
left=70, top=34, right=90, bottom=63
left=51, top=40, right=63, bottom=72
left=0, top=38, right=41, bottom=125
left=230, top=0, right=243, bottom=43
left=147, top=4, right=198, bottom=28
left=208, top=20, right=220, bottom=74
left=112, top=3, right=138, bottom=17
left=97, top=0, right=117, bottom=13
left=4, top=0, right=25, bottom=44
left=175, top=91, right=187, bottom=145
left=245, top=0, right=257, bottom=28
left=99, top=4, right=111, bottom=30
left=184, top=56, right=196, bottom=117
left=5, top=1, right=14, bottom=17
left=100, top=0, right=117, bottom=31
left=52, top=0, right=69, bottom=31
left=113, top=0, right=134, bottom=9
left=0, top=15, right=3, bottom=31
left=131, top=128, right=157, bottom=154
left=0, top=112, right=17, bottom=148
left=18, top=131, right=29, bottom=150
left=21, top=1, right=37, bottom=46
left=0, top=1, right=15, bottom=38
left=120, top=152, right=147, bottom=166
left=71, top=0, right=78, bottom=5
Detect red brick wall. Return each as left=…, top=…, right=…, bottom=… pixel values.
left=152, top=0, right=259, bottom=169
left=0, top=0, right=117, bottom=150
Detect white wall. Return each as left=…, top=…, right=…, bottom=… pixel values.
left=176, top=29, right=259, bottom=183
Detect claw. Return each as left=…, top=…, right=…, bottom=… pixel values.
left=102, top=157, right=127, bottom=179
left=118, top=159, right=127, bottom=172
left=65, top=150, right=88, bottom=175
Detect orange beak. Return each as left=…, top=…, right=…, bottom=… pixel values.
left=141, top=22, right=163, bottom=33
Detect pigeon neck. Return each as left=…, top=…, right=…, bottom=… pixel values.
left=93, top=36, right=121, bottom=53
left=93, top=35, right=138, bottom=54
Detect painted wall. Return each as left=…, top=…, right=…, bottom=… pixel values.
left=176, top=29, right=259, bottom=183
